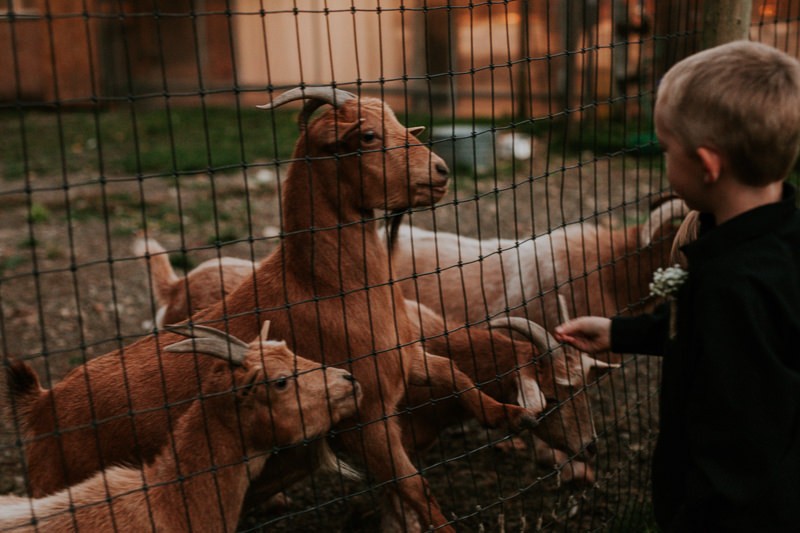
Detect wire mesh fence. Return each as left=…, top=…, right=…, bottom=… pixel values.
left=0, top=0, right=798, bottom=531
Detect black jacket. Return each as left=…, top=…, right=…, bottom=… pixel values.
left=611, top=184, right=800, bottom=532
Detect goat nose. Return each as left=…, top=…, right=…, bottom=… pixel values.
left=435, top=161, right=449, bottom=177
left=342, top=373, right=356, bottom=383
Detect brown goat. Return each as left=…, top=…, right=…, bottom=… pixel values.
left=132, top=237, right=257, bottom=328
left=0, top=326, right=362, bottom=533
left=6, top=88, right=534, bottom=531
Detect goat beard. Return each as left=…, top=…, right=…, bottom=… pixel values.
left=386, top=209, right=408, bottom=254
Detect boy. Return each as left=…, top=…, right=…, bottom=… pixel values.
left=555, top=40, right=800, bottom=531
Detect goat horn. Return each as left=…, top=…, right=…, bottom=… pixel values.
left=260, top=320, right=271, bottom=342
left=164, top=338, right=249, bottom=366
left=640, top=197, right=687, bottom=247
left=582, top=352, right=620, bottom=370
left=163, top=324, right=250, bottom=365
left=556, top=293, right=571, bottom=324
left=165, top=324, right=250, bottom=348
left=489, top=316, right=557, bottom=356
left=257, top=87, right=357, bottom=131
left=668, top=209, right=700, bottom=268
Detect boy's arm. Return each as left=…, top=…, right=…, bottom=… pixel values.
left=555, top=304, right=670, bottom=355
left=610, top=303, right=670, bottom=356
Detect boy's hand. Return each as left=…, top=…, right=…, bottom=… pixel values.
left=554, top=317, right=612, bottom=354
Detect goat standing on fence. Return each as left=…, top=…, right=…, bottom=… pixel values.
left=0, top=325, right=362, bottom=532
left=5, top=87, right=536, bottom=532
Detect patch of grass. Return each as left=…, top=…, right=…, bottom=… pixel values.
left=29, top=203, right=51, bottom=224
left=207, top=228, right=240, bottom=245
left=0, top=254, right=27, bottom=276
left=17, top=237, right=38, bottom=249
left=186, top=198, right=217, bottom=225
left=0, top=106, right=299, bottom=181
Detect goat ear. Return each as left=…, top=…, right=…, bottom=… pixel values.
left=556, top=293, right=571, bottom=323
left=640, top=197, right=687, bottom=247
left=407, top=126, right=426, bottom=138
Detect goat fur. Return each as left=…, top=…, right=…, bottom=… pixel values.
left=391, top=197, right=687, bottom=347
left=132, top=237, right=257, bottom=328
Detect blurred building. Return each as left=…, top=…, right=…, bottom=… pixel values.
left=1, top=0, right=797, bottom=118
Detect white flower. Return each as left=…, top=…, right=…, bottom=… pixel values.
left=649, top=265, right=688, bottom=298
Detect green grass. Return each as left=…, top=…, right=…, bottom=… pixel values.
left=0, top=105, right=300, bottom=180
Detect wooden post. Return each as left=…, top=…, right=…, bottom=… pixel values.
left=702, top=0, right=752, bottom=48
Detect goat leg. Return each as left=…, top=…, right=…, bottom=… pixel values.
left=339, top=415, right=454, bottom=533
left=409, top=351, right=539, bottom=433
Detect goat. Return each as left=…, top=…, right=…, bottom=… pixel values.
left=0, top=325, right=362, bottom=533
left=132, top=237, right=257, bottom=328
left=400, top=297, right=613, bottom=456
left=391, top=197, right=687, bottom=347
left=6, top=87, right=535, bottom=531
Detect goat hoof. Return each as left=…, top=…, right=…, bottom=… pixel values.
left=517, top=412, right=540, bottom=430
left=503, top=406, right=539, bottom=432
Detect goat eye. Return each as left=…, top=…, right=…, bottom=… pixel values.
left=361, top=130, right=376, bottom=143
left=273, top=376, right=289, bottom=390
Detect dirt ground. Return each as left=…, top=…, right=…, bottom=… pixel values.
left=0, top=150, right=667, bottom=531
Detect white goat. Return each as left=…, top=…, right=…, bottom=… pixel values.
left=392, top=197, right=686, bottom=337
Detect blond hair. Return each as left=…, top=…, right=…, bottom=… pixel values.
left=656, top=40, right=800, bottom=186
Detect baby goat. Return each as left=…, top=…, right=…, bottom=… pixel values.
left=0, top=325, right=361, bottom=533
left=132, top=237, right=256, bottom=328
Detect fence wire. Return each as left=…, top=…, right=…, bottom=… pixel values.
left=0, top=1, right=798, bottom=532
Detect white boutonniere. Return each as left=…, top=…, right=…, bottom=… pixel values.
left=649, top=265, right=688, bottom=339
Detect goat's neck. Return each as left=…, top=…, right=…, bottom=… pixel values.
left=280, top=159, right=388, bottom=286
left=146, top=403, right=267, bottom=531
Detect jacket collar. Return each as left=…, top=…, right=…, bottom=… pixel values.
left=682, top=182, right=797, bottom=265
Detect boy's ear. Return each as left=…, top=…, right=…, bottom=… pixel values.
left=696, top=146, right=723, bottom=184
